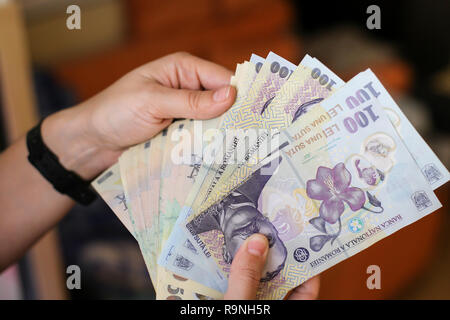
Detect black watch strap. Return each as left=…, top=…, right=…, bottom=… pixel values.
left=26, top=120, right=97, bottom=205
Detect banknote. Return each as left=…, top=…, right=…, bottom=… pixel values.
left=92, top=142, right=224, bottom=300
left=136, top=140, right=152, bottom=228
left=155, top=56, right=263, bottom=290
left=93, top=52, right=448, bottom=300
left=250, top=53, right=265, bottom=69
left=92, top=163, right=133, bottom=234
left=158, top=55, right=346, bottom=288
left=196, top=53, right=271, bottom=190
left=350, top=69, right=450, bottom=190
left=184, top=52, right=302, bottom=218
left=159, top=56, right=342, bottom=278
left=155, top=266, right=223, bottom=300
left=136, top=140, right=157, bottom=266
left=118, top=146, right=141, bottom=235
left=157, top=57, right=272, bottom=291
left=220, top=51, right=297, bottom=129
left=119, top=146, right=158, bottom=284
left=183, top=63, right=446, bottom=245
left=200, top=64, right=449, bottom=217
left=269, top=56, right=345, bottom=126
left=191, top=56, right=345, bottom=217
left=181, top=72, right=442, bottom=299
left=157, top=120, right=225, bottom=291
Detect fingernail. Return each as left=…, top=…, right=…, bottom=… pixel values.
left=213, top=85, right=230, bottom=102
left=247, top=234, right=268, bottom=257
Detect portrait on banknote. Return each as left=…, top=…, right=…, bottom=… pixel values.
left=187, top=157, right=288, bottom=281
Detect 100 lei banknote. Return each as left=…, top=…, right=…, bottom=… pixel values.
left=189, top=55, right=346, bottom=218
left=157, top=52, right=299, bottom=289
left=157, top=55, right=346, bottom=287
left=186, top=67, right=450, bottom=231
left=154, top=56, right=270, bottom=291
left=173, top=71, right=442, bottom=299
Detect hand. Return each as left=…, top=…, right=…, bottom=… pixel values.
left=224, top=233, right=320, bottom=300
left=41, top=52, right=236, bottom=179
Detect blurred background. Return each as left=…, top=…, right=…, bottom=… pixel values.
left=0, top=0, right=448, bottom=299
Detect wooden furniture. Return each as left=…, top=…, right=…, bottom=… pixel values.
left=0, top=0, right=67, bottom=299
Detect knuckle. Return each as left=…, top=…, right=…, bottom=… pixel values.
left=187, top=91, right=201, bottom=116
left=137, top=84, right=160, bottom=116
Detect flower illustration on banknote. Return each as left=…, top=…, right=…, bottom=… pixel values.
left=307, top=163, right=366, bottom=224
left=306, top=163, right=384, bottom=252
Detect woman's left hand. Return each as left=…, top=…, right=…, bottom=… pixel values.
left=42, top=52, right=236, bottom=179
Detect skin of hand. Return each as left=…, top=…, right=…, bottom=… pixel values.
left=0, top=52, right=236, bottom=270
left=224, top=233, right=320, bottom=300
left=42, top=52, right=237, bottom=180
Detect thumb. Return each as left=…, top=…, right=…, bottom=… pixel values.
left=224, top=234, right=269, bottom=300
left=150, top=84, right=236, bottom=120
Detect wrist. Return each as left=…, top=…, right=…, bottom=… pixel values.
left=41, top=106, right=110, bottom=180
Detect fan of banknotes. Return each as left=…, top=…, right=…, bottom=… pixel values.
left=93, top=52, right=449, bottom=300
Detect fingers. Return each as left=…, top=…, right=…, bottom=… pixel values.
left=224, top=234, right=269, bottom=300
left=148, top=84, right=236, bottom=120
left=174, top=52, right=234, bottom=90
left=287, top=275, right=321, bottom=300
left=137, top=52, right=236, bottom=120
left=141, top=52, right=234, bottom=90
